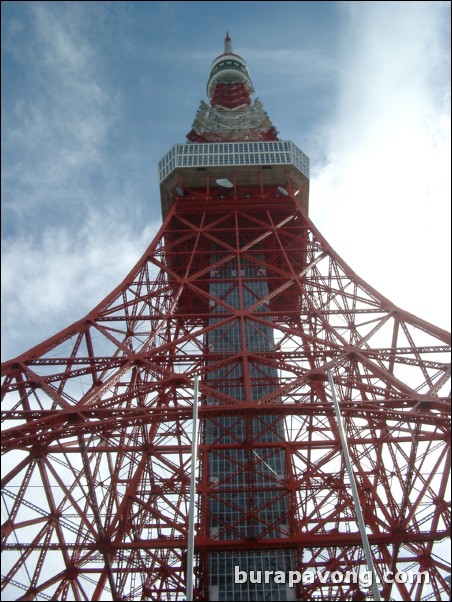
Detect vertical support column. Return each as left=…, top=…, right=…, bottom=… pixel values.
left=327, top=371, right=381, bottom=601
left=186, top=376, right=199, bottom=601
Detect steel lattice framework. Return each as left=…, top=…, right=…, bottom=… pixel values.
left=1, top=34, right=451, bottom=602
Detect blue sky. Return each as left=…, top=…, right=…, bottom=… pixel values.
left=2, top=0, right=451, bottom=360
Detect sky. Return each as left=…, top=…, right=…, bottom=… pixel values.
left=1, top=0, right=451, bottom=361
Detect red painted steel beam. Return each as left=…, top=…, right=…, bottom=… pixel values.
left=3, top=528, right=448, bottom=553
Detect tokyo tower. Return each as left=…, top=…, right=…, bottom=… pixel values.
left=1, top=34, right=450, bottom=601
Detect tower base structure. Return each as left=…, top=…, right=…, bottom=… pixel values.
left=2, top=185, right=450, bottom=600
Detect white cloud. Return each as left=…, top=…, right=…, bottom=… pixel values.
left=1, top=4, right=154, bottom=359
left=310, top=1, right=451, bottom=330
left=1, top=211, right=160, bottom=360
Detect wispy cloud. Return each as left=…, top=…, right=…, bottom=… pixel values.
left=2, top=211, right=159, bottom=359
left=2, top=3, right=116, bottom=222
left=1, top=3, right=155, bottom=359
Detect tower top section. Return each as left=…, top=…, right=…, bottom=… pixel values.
left=206, top=32, right=255, bottom=105
left=187, top=33, right=277, bottom=143
left=160, top=35, right=310, bottom=218
left=224, top=31, right=232, bottom=54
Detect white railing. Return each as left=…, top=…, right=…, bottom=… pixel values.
left=158, top=140, right=309, bottom=182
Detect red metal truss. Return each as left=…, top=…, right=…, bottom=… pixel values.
left=1, top=186, right=450, bottom=601
left=210, top=83, right=252, bottom=109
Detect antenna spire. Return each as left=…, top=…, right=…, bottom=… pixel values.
left=224, top=31, right=232, bottom=54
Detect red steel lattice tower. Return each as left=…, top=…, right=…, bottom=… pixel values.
left=1, top=34, right=451, bottom=601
